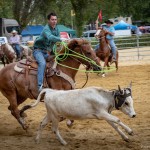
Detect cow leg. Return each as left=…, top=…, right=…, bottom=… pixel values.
left=51, top=118, right=67, bottom=145
left=97, top=112, right=133, bottom=142
left=35, top=114, right=50, bottom=143
left=107, top=121, right=129, bottom=142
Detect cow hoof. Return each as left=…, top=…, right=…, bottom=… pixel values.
left=61, top=141, right=67, bottom=145
left=66, top=120, right=74, bottom=127
left=124, top=138, right=130, bottom=142
left=35, top=137, right=40, bottom=144
left=129, top=131, right=134, bottom=136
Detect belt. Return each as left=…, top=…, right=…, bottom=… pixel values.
left=34, top=47, right=47, bottom=52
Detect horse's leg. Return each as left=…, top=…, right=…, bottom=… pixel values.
left=102, top=57, right=109, bottom=77
left=116, top=53, right=119, bottom=71
left=1, top=57, right=5, bottom=66
left=1, top=89, right=27, bottom=130
left=96, top=56, right=102, bottom=75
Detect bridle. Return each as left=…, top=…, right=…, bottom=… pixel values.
left=113, top=88, right=132, bottom=110
left=62, top=42, right=98, bottom=88
left=97, top=36, right=106, bottom=40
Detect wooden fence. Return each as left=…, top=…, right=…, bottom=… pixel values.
left=91, top=33, right=150, bottom=61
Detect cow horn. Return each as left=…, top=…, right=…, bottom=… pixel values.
left=128, top=81, right=132, bottom=89
left=118, top=85, right=122, bottom=94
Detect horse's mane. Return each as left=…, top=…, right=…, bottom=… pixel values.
left=58, top=38, right=90, bottom=55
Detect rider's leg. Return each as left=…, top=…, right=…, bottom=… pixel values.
left=15, top=44, right=21, bottom=60
left=109, top=39, right=116, bottom=60
left=33, top=50, right=48, bottom=92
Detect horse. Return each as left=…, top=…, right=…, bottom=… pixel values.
left=0, top=38, right=101, bottom=130
left=19, top=45, right=32, bottom=60
left=0, top=43, right=16, bottom=66
left=94, top=28, right=119, bottom=76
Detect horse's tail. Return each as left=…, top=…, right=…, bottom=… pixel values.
left=20, top=89, right=47, bottom=116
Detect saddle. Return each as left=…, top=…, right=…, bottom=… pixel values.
left=14, top=56, right=56, bottom=90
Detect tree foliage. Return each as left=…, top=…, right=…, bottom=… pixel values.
left=0, top=0, right=150, bottom=36
left=12, top=0, right=45, bottom=29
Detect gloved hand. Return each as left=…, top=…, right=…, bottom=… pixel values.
left=61, top=38, right=68, bottom=41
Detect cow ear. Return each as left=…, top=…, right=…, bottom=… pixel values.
left=118, top=85, right=122, bottom=94
left=128, top=81, right=132, bottom=89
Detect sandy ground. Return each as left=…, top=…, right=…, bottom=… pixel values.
left=0, top=59, right=150, bottom=150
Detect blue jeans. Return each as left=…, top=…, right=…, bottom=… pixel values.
left=109, top=39, right=116, bottom=59
left=33, top=49, right=49, bottom=89
left=12, top=44, right=21, bottom=58
left=94, top=39, right=117, bottom=59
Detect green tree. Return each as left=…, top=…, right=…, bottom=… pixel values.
left=12, top=0, right=43, bottom=29
left=0, top=0, right=13, bottom=18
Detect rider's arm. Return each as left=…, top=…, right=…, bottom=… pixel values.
left=43, top=28, right=62, bottom=42
left=107, top=27, right=115, bottom=36
left=95, top=20, right=99, bottom=30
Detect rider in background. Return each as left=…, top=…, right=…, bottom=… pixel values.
left=95, top=19, right=117, bottom=62
left=9, top=30, right=21, bottom=61
left=33, top=12, right=66, bottom=92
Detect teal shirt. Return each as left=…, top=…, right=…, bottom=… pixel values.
left=104, top=26, right=115, bottom=40
left=34, top=24, right=61, bottom=51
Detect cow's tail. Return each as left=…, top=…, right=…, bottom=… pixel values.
left=20, top=89, right=47, bottom=116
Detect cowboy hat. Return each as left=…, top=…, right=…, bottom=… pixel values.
left=105, top=20, right=113, bottom=24
left=11, top=30, right=18, bottom=33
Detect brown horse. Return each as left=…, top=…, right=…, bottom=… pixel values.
left=95, top=28, right=118, bottom=74
left=0, top=39, right=101, bottom=130
left=0, top=43, right=16, bottom=66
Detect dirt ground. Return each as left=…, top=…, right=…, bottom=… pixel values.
left=0, top=60, right=150, bottom=150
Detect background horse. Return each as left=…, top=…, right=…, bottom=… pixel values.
left=95, top=28, right=119, bottom=75
left=0, top=39, right=100, bottom=130
left=20, top=45, right=32, bottom=59
left=0, top=43, right=16, bottom=66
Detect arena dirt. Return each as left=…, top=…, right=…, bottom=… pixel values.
left=0, top=61, right=149, bottom=150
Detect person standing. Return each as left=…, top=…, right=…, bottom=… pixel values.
left=9, top=30, right=21, bottom=60
left=95, top=19, right=117, bottom=62
left=33, top=12, right=65, bottom=92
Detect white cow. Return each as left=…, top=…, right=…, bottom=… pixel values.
left=22, top=83, right=136, bottom=145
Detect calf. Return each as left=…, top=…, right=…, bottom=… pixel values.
left=22, top=83, right=136, bottom=145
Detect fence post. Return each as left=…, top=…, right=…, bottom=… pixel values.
left=136, top=34, right=140, bottom=60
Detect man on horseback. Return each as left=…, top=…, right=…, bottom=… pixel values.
left=9, top=30, right=22, bottom=61
left=95, top=19, right=117, bottom=63
left=33, top=12, right=66, bottom=92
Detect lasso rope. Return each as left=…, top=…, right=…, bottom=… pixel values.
left=53, top=41, right=116, bottom=73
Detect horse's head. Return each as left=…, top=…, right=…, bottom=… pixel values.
left=64, top=38, right=101, bottom=71
left=1, top=43, right=16, bottom=62
left=95, top=28, right=109, bottom=39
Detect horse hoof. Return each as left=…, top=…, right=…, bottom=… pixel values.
left=20, top=112, right=27, bottom=118
left=102, top=74, right=106, bottom=77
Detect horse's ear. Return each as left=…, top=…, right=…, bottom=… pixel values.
left=67, top=39, right=78, bottom=49
left=75, top=39, right=86, bottom=46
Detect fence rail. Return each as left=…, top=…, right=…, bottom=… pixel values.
left=91, top=33, right=150, bottom=60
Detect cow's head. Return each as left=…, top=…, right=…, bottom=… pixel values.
left=114, top=82, right=136, bottom=118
